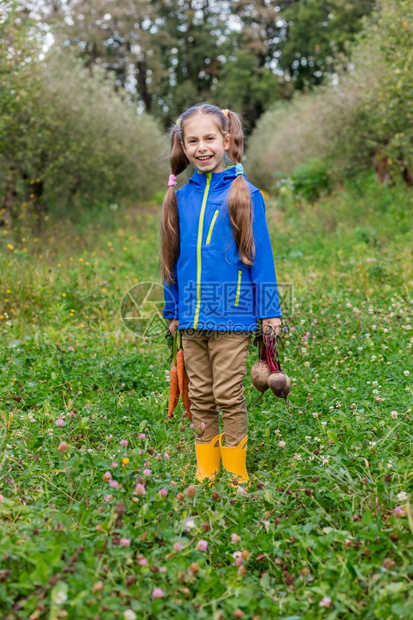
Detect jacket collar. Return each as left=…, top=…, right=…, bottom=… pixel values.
left=188, top=165, right=238, bottom=192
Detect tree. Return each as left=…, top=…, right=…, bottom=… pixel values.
left=278, top=0, right=375, bottom=89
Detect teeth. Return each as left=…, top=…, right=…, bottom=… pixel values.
left=198, top=156, right=211, bottom=160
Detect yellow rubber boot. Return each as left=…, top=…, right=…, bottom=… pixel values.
left=195, top=435, right=221, bottom=482
left=219, top=434, right=249, bottom=484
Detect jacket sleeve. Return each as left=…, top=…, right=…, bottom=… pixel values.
left=163, top=263, right=179, bottom=320
left=249, top=191, right=282, bottom=319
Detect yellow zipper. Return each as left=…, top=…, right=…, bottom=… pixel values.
left=193, top=173, right=211, bottom=329
left=235, top=269, right=242, bottom=307
left=206, top=209, right=219, bottom=245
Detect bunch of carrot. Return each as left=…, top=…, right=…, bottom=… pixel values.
left=168, top=331, right=192, bottom=420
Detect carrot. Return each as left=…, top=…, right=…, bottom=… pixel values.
left=168, top=361, right=180, bottom=418
left=176, top=348, right=185, bottom=395
left=182, top=365, right=192, bottom=421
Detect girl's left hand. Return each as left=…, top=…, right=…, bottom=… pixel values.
left=262, top=317, right=282, bottom=337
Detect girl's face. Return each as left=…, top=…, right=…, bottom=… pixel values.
left=181, top=114, right=230, bottom=174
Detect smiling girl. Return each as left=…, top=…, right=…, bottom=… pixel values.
left=161, top=104, right=282, bottom=485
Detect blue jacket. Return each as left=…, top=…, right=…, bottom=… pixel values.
left=163, top=166, right=282, bottom=332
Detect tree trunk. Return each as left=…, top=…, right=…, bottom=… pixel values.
left=136, top=59, right=151, bottom=113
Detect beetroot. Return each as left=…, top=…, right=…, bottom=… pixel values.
left=251, top=360, right=271, bottom=392
left=268, top=372, right=291, bottom=399
left=251, top=326, right=293, bottom=405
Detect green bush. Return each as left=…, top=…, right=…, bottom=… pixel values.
left=289, top=158, right=333, bottom=202
left=0, top=6, right=168, bottom=224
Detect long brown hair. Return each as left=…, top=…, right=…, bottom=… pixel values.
left=161, top=104, right=255, bottom=285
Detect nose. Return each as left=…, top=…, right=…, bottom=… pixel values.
left=198, top=140, right=207, bottom=152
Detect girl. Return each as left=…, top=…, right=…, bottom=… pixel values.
left=161, top=104, right=282, bottom=484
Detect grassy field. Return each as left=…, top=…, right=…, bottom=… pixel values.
left=0, top=172, right=412, bottom=619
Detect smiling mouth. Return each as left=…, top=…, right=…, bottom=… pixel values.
left=197, top=155, right=213, bottom=162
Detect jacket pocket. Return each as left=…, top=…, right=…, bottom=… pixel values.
left=205, top=209, right=219, bottom=245
left=234, top=269, right=242, bottom=307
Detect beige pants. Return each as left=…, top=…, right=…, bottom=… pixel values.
left=181, top=330, right=252, bottom=447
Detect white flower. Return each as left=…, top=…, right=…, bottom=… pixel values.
left=53, top=591, right=68, bottom=605
left=124, top=611, right=137, bottom=620
left=277, top=441, right=286, bottom=449
left=293, top=454, right=302, bottom=461
left=305, top=436, right=312, bottom=442
left=322, top=457, right=330, bottom=466
left=387, top=462, right=393, bottom=469
left=404, top=370, right=410, bottom=376
left=185, top=518, right=195, bottom=529
left=369, top=441, right=376, bottom=449
left=391, top=411, right=398, bottom=419
left=372, top=381, right=378, bottom=386
left=321, top=421, right=327, bottom=427
left=397, top=491, right=408, bottom=502
left=314, top=437, right=321, bottom=442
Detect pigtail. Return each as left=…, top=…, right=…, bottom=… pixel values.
left=161, top=126, right=190, bottom=285
left=226, top=111, right=255, bottom=266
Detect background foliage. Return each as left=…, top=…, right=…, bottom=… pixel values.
left=0, top=3, right=167, bottom=226
left=246, top=0, right=413, bottom=192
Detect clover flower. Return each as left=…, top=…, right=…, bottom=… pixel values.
left=137, top=556, right=148, bottom=566
left=134, top=483, right=146, bottom=496
left=196, top=540, right=208, bottom=551
left=393, top=506, right=406, bottom=517
left=152, top=588, right=164, bottom=598
left=119, top=538, right=130, bottom=547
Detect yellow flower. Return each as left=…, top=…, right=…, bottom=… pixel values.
left=62, top=293, right=66, bottom=297
left=122, top=458, right=130, bottom=465
left=7, top=244, right=13, bottom=250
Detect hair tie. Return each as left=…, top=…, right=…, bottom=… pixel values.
left=235, top=163, right=244, bottom=177
left=221, top=109, right=229, bottom=118
left=168, top=174, right=177, bottom=187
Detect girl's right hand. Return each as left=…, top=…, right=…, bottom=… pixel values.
left=168, top=319, right=179, bottom=337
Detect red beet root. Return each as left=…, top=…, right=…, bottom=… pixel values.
left=251, top=360, right=271, bottom=393
left=268, top=372, right=291, bottom=399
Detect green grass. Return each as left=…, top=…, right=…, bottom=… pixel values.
left=0, top=172, right=412, bottom=619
